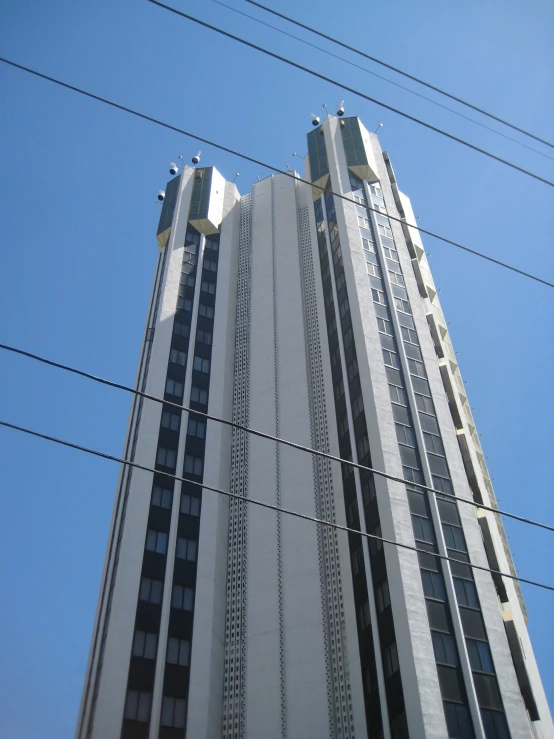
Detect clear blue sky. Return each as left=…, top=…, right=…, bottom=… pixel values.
left=0, top=0, right=552, bottom=736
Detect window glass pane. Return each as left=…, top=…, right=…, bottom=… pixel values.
left=174, top=698, right=186, bottom=727
left=399, top=444, right=419, bottom=468
left=407, top=489, right=428, bottom=517
left=403, top=465, right=424, bottom=485
left=450, top=557, right=472, bottom=580
left=438, top=665, right=464, bottom=703
left=412, top=514, right=435, bottom=543
left=144, top=632, right=157, bottom=659
left=392, top=403, right=410, bottom=425
left=433, top=476, right=454, bottom=495
left=428, top=453, right=449, bottom=478
left=432, top=631, right=458, bottom=666
left=396, top=423, right=416, bottom=446
left=477, top=642, right=494, bottom=674
left=467, top=639, right=494, bottom=674
left=396, top=311, right=415, bottom=329
left=444, top=702, right=472, bottom=739
left=404, top=342, right=422, bottom=361
left=132, top=630, right=145, bottom=657
left=481, top=709, right=509, bottom=739
left=379, top=332, right=396, bottom=351
left=137, top=692, right=151, bottom=722
left=454, top=578, right=479, bottom=608
left=167, top=637, right=179, bottom=664
left=172, top=585, right=183, bottom=608
left=389, top=382, right=407, bottom=404
left=437, top=498, right=460, bottom=525
left=179, top=640, right=191, bottom=666
left=152, top=486, right=172, bottom=508
left=385, top=365, right=402, bottom=386
left=183, top=587, right=194, bottom=610
left=124, top=690, right=138, bottom=720
left=139, top=578, right=150, bottom=601
left=422, top=570, right=446, bottom=600
left=173, top=321, right=189, bottom=338
left=427, top=600, right=449, bottom=632
left=151, top=579, right=162, bottom=603
left=460, top=608, right=486, bottom=640
left=415, top=395, right=434, bottom=414
left=474, top=674, right=502, bottom=710
left=419, top=551, right=440, bottom=572
left=444, top=525, right=466, bottom=551
left=424, top=432, right=445, bottom=455
left=161, top=696, right=174, bottom=726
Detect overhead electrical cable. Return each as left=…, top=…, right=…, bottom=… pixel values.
left=146, top=0, right=554, bottom=188
left=2, top=341, right=553, bottom=534
left=246, top=0, right=554, bottom=151
left=1, top=418, right=553, bottom=593
left=0, top=55, right=552, bottom=288
left=210, top=0, right=554, bottom=162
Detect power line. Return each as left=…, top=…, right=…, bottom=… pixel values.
left=211, top=0, right=554, bottom=163
left=2, top=341, right=552, bottom=535
left=1, top=417, right=552, bottom=593
left=246, top=0, right=554, bottom=151
left=147, top=0, right=554, bottom=189
left=1, top=55, right=552, bottom=288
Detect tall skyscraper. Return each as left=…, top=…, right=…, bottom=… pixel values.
left=77, top=116, right=552, bottom=739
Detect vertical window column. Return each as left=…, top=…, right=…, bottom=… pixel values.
left=157, top=231, right=219, bottom=737
left=122, top=225, right=208, bottom=739
left=121, top=226, right=202, bottom=739
left=317, top=191, right=408, bottom=738
left=365, top=181, right=509, bottom=739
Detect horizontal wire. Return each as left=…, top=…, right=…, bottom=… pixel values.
left=211, top=0, right=554, bottom=162
left=1, top=341, right=552, bottom=534
left=147, top=0, right=554, bottom=188
left=1, top=418, right=552, bottom=592
left=246, top=0, right=554, bottom=150
left=1, top=56, right=550, bottom=288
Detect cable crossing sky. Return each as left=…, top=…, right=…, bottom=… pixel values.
left=1, top=341, right=552, bottom=534
left=1, top=56, right=552, bottom=288
left=1, top=418, right=552, bottom=593
left=246, top=0, right=554, bottom=150
left=211, top=0, right=554, bottom=162
left=147, top=0, right=554, bottom=188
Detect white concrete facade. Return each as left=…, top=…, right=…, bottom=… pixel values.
left=77, top=120, right=551, bottom=739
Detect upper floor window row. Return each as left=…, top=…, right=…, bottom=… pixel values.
left=157, top=446, right=176, bottom=469
left=169, top=348, right=186, bottom=367
left=198, top=303, right=214, bottom=319
left=145, top=528, right=168, bottom=555
left=166, top=378, right=183, bottom=398
left=173, top=321, right=189, bottom=338
left=203, top=258, right=217, bottom=273
left=196, top=328, right=212, bottom=345
left=201, top=280, right=216, bottom=295
left=161, top=410, right=180, bottom=432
